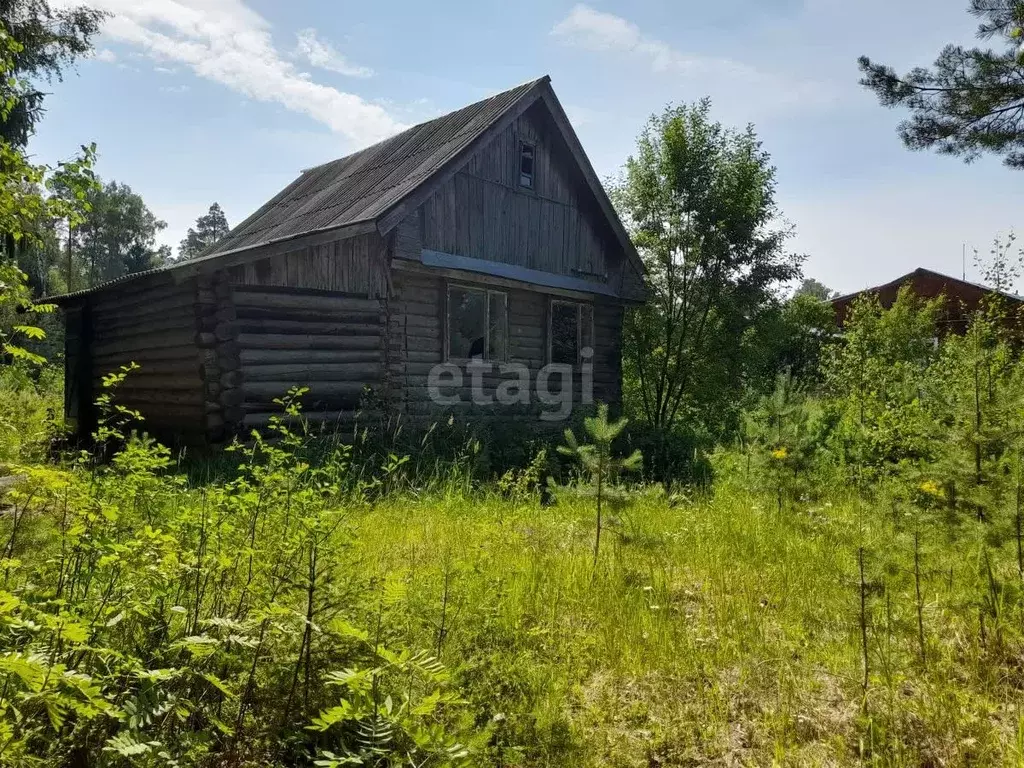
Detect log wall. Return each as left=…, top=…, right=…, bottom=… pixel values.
left=390, top=271, right=622, bottom=424
left=224, top=285, right=387, bottom=431
left=85, top=274, right=206, bottom=444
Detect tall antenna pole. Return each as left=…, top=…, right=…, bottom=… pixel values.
left=962, top=243, right=966, bottom=280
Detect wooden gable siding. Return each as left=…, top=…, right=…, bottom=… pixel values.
left=405, top=104, right=623, bottom=293
left=390, top=271, right=622, bottom=421
left=225, top=233, right=389, bottom=298
left=85, top=275, right=206, bottom=444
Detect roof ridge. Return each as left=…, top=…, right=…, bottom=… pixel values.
left=300, top=75, right=550, bottom=176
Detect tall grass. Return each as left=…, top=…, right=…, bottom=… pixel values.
left=2, top=374, right=1024, bottom=764
left=349, top=474, right=1024, bottom=766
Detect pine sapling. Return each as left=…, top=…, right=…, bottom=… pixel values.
left=559, top=404, right=642, bottom=574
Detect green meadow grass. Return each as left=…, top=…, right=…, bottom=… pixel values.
left=2, top=433, right=1024, bottom=765
left=351, top=479, right=1024, bottom=766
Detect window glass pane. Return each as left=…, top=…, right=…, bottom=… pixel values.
left=551, top=302, right=579, bottom=365
left=488, top=292, right=507, bottom=361
left=449, top=287, right=487, bottom=359
left=580, top=305, right=594, bottom=353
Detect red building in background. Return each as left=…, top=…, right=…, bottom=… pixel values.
left=831, top=268, right=1024, bottom=336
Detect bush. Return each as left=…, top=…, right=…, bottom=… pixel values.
left=0, top=363, right=62, bottom=465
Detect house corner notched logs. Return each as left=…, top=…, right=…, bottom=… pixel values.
left=196, top=273, right=241, bottom=443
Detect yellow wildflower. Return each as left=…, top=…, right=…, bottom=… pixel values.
left=919, top=480, right=943, bottom=498
left=771, top=447, right=789, bottom=460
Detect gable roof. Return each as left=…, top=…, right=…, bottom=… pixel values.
left=208, top=78, right=545, bottom=256
left=831, top=267, right=1024, bottom=307
left=50, top=75, right=643, bottom=302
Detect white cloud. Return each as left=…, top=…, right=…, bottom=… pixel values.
left=551, top=4, right=827, bottom=105
left=63, top=0, right=404, bottom=146
left=553, top=4, right=709, bottom=74
left=295, top=28, right=373, bottom=78
left=93, top=48, right=117, bottom=63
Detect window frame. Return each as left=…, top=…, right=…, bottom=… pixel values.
left=518, top=140, right=536, bottom=190
left=547, top=299, right=595, bottom=367
left=444, top=282, right=509, bottom=363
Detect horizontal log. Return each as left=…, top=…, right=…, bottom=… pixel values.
left=92, top=292, right=196, bottom=322
left=243, top=381, right=369, bottom=400
left=405, top=350, right=443, bottom=364
left=126, top=406, right=204, bottom=423
left=231, top=290, right=382, bottom=315
left=242, top=410, right=373, bottom=429
left=107, top=390, right=204, bottom=407
left=403, top=314, right=440, bottom=330
left=233, top=307, right=384, bottom=325
left=242, top=363, right=382, bottom=382
left=92, top=375, right=201, bottom=392
left=92, top=349, right=198, bottom=368
left=237, top=334, right=380, bottom=351
left=235, top=319, right=381, bottom=336
left=93, top=312, right=197, bottom=338
left=241, top=349, right=383, bottom=365
left=91, top=281, right=186, bottom=311
left=93, top=329, right=197, bottom=357
left=91, top=359, right=201, bottom=378
left=396, top=300, right=438, bottom=318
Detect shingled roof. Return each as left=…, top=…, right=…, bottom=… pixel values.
left=207, top=77, right=546, bottom=257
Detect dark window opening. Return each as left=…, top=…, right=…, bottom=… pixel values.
left=519, top=141, right=535, bottom=189
left=447, top=284, right=508, bottom=362
left=550, top=300, right=594, bottom=365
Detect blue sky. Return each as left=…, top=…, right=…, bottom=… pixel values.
left=34, top=0, right=1024, bottom=294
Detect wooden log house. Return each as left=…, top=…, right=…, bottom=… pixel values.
left=53, top=76, right=647, bottom=446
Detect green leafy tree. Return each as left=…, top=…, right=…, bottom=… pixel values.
left=559, top=404, right=642, bottom=572
left=794, top=277, right=836, bottom=301
left=974, top=231, right=1023, bottom=293
left=859, top=1, right=1024, bottom=168
left=747, top=289, right=838, bottom=386
left=0, top=0, right=106, bottom=148
left=0, top=29, right=97, bottom=363
left=179, top=202, right=230, bottom=260
left=74, top=179, right=170, bottom=286
left=824, top=287, right=943, bottom=476
left=613, top=98, right=803, bottom=437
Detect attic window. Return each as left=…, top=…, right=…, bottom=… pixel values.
left=519, top=141, right=535, bottom=189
